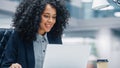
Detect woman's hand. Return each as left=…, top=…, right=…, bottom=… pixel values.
left=9, top=63, right=22, bottom=68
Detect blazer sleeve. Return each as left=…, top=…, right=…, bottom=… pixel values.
left=47, top=33, right=62, bottom=44
left=1, top=32, right=18, bottom=68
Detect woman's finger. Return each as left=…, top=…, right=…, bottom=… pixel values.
left=9, top=63, right=22, bottom=68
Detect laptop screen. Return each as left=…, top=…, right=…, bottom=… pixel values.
left=43, top=44, right=91, bottom=68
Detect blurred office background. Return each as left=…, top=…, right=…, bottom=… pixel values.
left=0, top=0, right=120, bottom=68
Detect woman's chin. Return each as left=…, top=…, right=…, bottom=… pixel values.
left=45, top=27, right=53, bottom=32
left=46, top=29, right=51, bottom=32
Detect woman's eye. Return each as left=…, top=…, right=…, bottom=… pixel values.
left=44, top=15, right=49, bottom=18
left=53, top=16, right=56, bottom=19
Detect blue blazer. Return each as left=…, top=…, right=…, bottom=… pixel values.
left=1, top=31, right=62, bottom=68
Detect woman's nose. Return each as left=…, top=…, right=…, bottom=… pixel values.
left=48, top=18, right=53, bottom=23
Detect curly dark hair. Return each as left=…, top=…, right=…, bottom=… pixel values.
left=12, top=0, right=70, bottom=42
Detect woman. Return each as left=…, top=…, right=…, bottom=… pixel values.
left=1, top=0, right=70, bottom=68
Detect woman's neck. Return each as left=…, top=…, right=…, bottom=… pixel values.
left=38, top=30, right=46, bottom=36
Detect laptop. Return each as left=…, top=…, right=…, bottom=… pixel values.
left=43, top=44, right=91, bottom=68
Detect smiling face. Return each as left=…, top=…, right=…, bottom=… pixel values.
left=38, top=4, right=56, bottom=35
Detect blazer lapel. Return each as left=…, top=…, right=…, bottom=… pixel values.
left=25, top=41, right=35, bottom=68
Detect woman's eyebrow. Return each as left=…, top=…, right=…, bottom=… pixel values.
left=43, top=13, right=56, bottom=15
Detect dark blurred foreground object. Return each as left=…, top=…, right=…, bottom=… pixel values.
left=0, top=28, right=14, bottom=66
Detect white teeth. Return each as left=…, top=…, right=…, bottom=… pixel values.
left=46, top=24, right=51, bottom=28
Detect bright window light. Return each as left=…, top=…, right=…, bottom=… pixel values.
left=114, top=12, right=120, bottom=17
left=100, top=6, right=114, bottom=10
left=92, top=0, right=110, bottom=10
left=82, top=0, right=92, bottom=3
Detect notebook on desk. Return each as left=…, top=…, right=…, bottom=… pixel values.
left=43, top=44, right=91, bottom=68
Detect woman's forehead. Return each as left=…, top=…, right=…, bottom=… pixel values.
left=43, top=4, right=56, bottom=15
